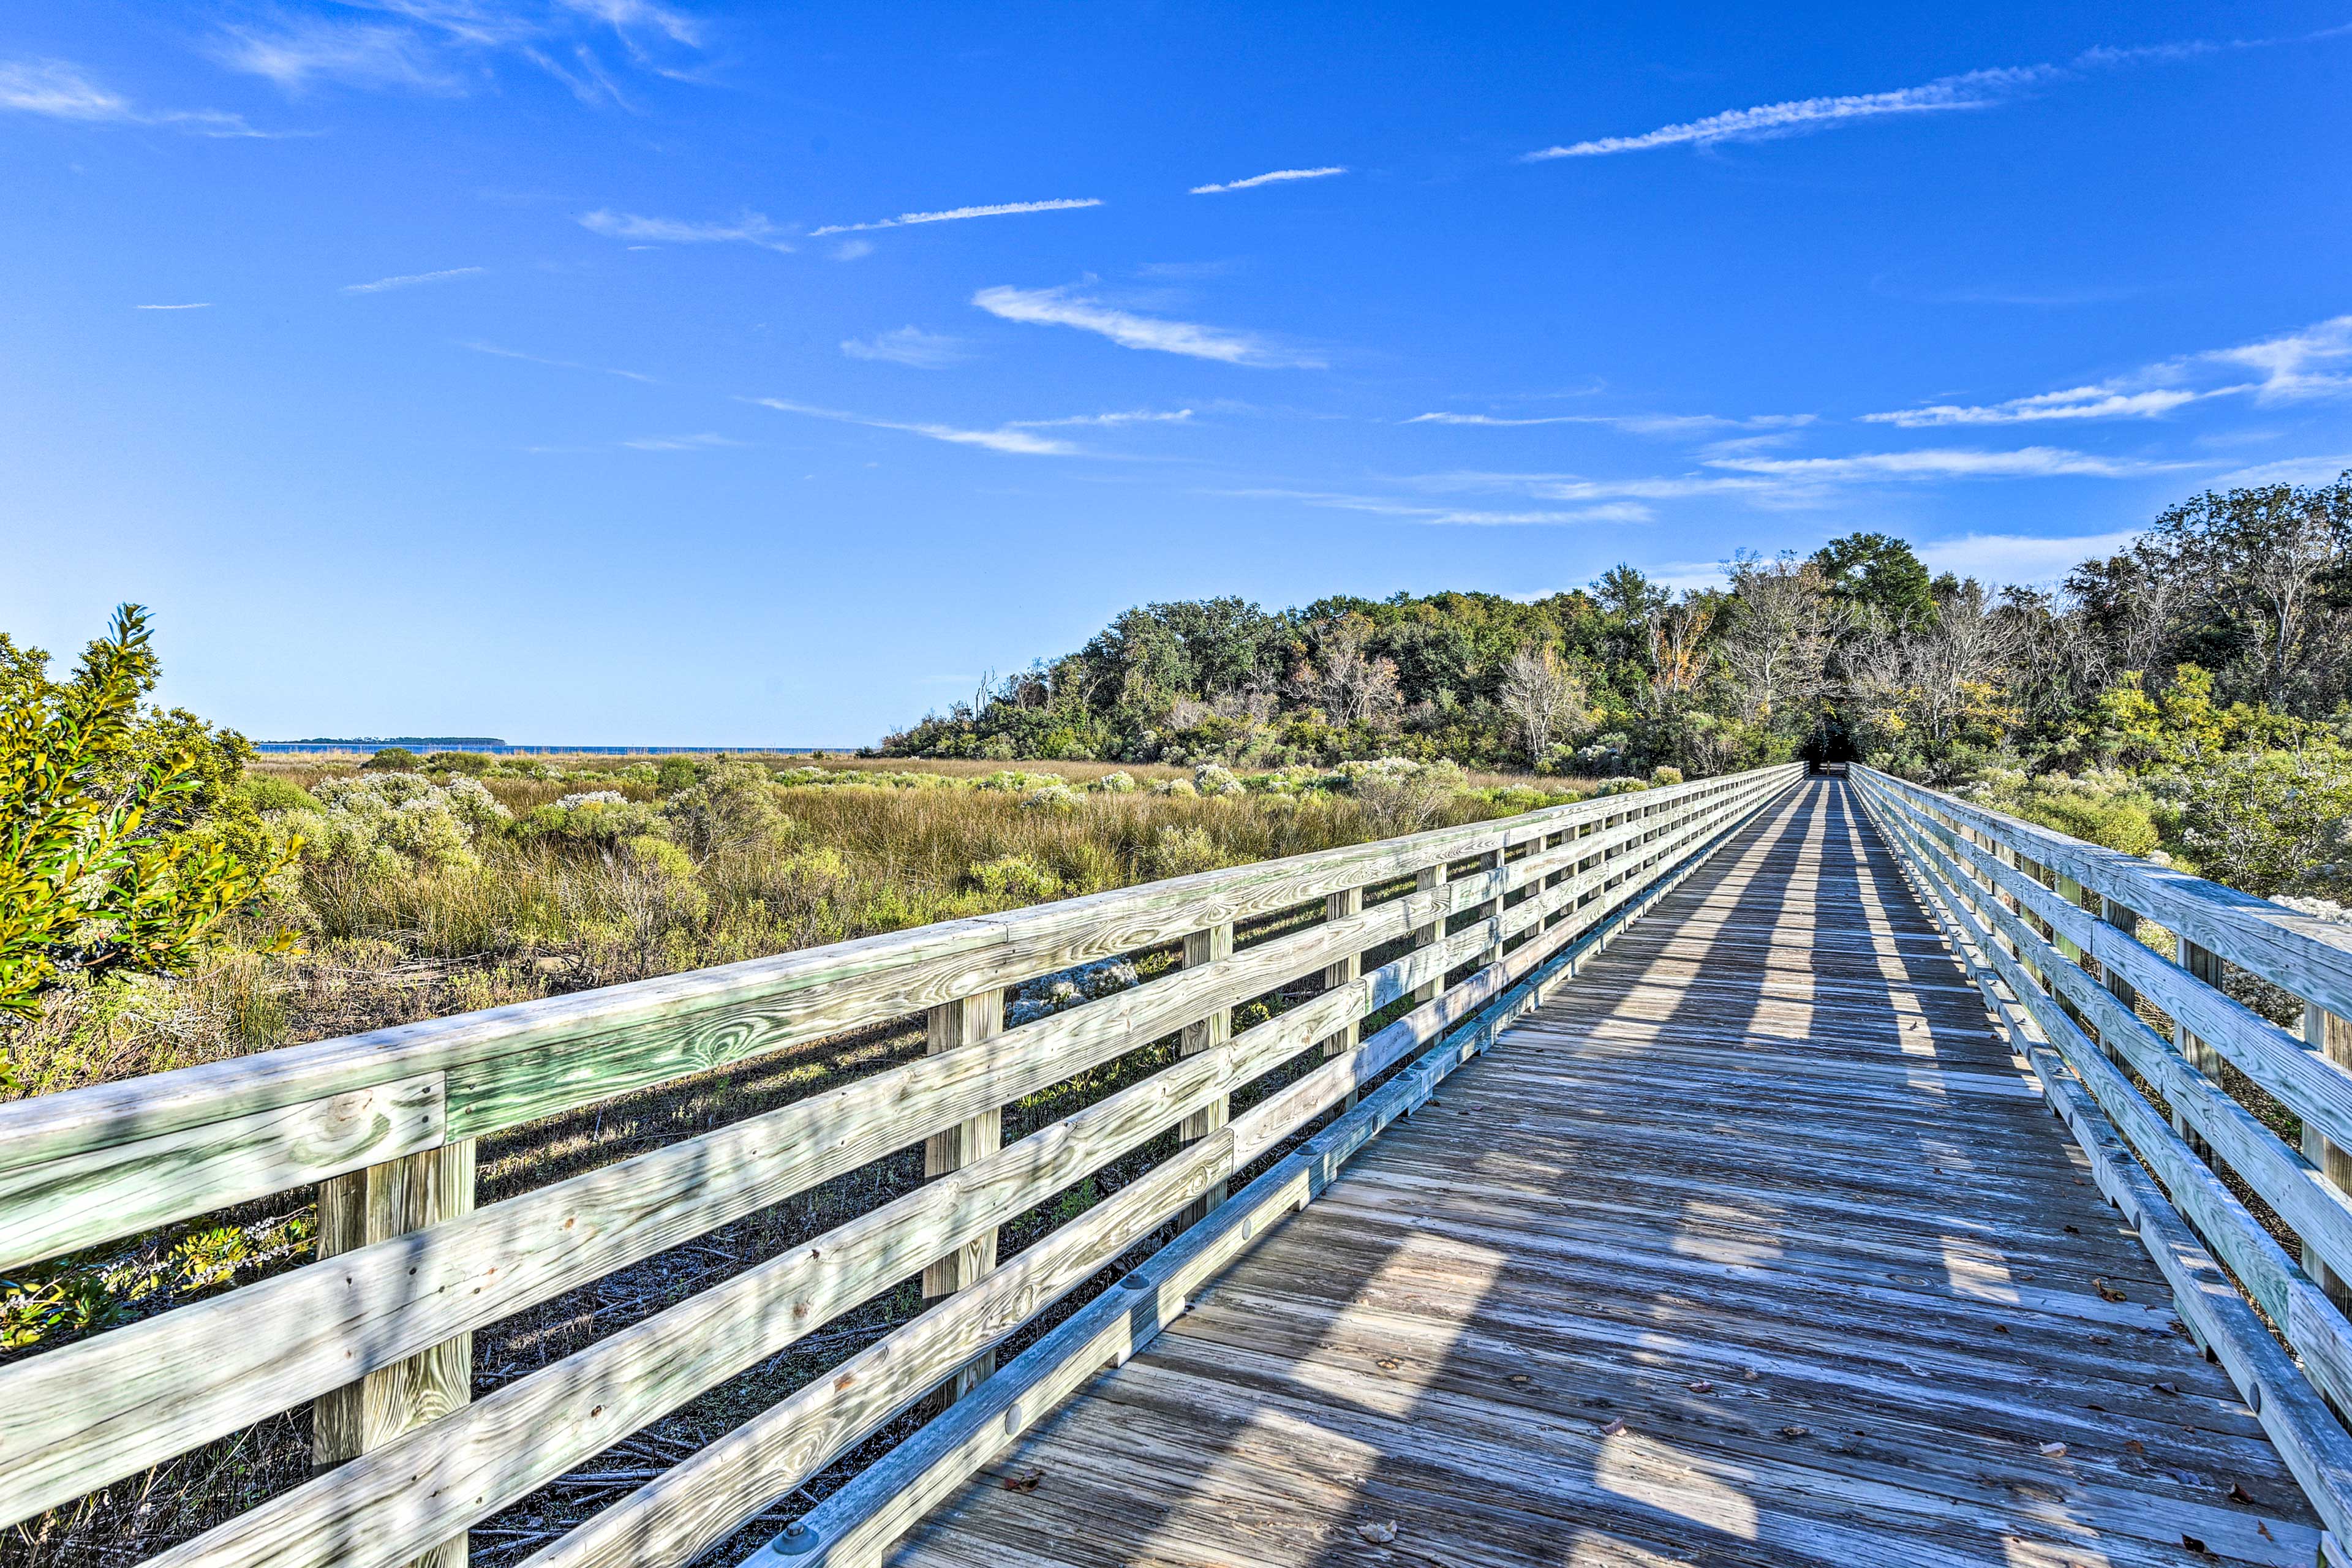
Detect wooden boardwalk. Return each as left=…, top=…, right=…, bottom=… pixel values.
left=886, top=780, right=2323, bottom=1568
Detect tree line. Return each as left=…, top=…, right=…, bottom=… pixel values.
left=885, top=472, right=2352, bottom=785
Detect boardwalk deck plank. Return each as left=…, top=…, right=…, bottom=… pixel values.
left=884, top=780, right=2323, bottom=1567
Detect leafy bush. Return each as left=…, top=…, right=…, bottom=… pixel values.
left=1650, top=765, right=1684, bottom=786
left=970, top=855, right=1063, bottom=902
left=655, top=755, right=699, bottom=795
left=1147, top=825, right=1229, bottom=878
left=1, top=606, right=293, bottom=1020
left=362, top=747, right=421, bottom=772
left=660, top=759, right=791, bottom=859
left=1152, top=777, right=1197, bottom=798
left=1339, top=756, right=1468, bottom=835
left=1093, top=771, right=1137, bottom=794
left=1193, top=763, right=1245, bottom=798
left=423, top=751, right=492, bottom=775
left=514, top=791, right=664, bottom=848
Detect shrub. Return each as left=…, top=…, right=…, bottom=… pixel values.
left=1147, top=825, right=1229, bottom=878
left=1650, top=765, right=1684, bottom=786
left=236, top=774, right=319, bottom=814
left=661, top=759, right=791, bottom=859
left=969, top=855, right=1063, bottom=902
left=1093, top=771, right=1137, bottom=794
left=363, top=747, right=421, bottom=772
left=514, top=791, right=663, bottom=848
left=1021, top=785, right=1084, bottom=813
left=655, top=755, right=699, bottom=796
left=298, top=772, right=512, bottom=873
left=1152, top=778, right=1198, bottom=799
left=1193, top=763, right=1245, bottom=798
left=423, top=751, right=492, bottom=775
left=1340, top=756, right=1468, bottom=835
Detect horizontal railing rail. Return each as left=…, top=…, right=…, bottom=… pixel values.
left=1852, top=765, right=2352, bottom=1545
left=0, top=763, right=1802, bottom=1568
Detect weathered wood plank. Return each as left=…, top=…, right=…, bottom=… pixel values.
left=919, top=988, right=1003, bottom=1412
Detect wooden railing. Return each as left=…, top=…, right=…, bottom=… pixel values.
left=1853, top=766, right=2352, bottom=1544
left=0, top=763, right=1801, bottom=1568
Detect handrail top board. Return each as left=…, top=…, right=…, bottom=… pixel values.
left=0, top=769, right=1790, bottom=1176
left=1856, top=764, right=2352, bottom=1020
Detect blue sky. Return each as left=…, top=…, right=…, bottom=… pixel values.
left=4, top=2, right=2349, bottom=744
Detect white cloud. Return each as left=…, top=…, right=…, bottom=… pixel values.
left=1009, top=409, right=1194, bottom=428
left=1408, top=410, right=1814, bottom=436
left=0, top=57, right=265, bottom=135
left=622, top=432, right=742, bottom=451
left=1914, top=529, right=2143, bottom=584
left=832, top=239, right=874, bottom=262
left=343, top=266, right=486, bottom=293
left=2212, top=454, right=2352, bottom=488
left=557, top=0, right=703, bottom=48
left=1189, top=165, right=1348, bottom=195
left=214, top=1, right=706, bottom=100
left=973, top=284, right=1321, bottom=368
left=2211, top=315, right=2352, bottom=401
left=1862, top=313, right=2352, bottom=426
left=459, top=339, right=657, bottom=383
left=749, top=398, right=1078, bottom=456
left=578, top=209, right=793, bottom=252
left=1400, top=470, right=1784, bottom=502
left=214, top=21, right=464, bottom=94
left=1861, top=385, right=2218, bottom=426
left=810, top=198, right=1102, bottom=237
left=1223, top=487, right=1650, bottom=526
left=1705, top=446, right=2176, bottom=480
left=135, top=302, right=214, bottom=311
left=1525, top=64, right=2050, bottom=159
left=840, top=326, right=967, bottom=369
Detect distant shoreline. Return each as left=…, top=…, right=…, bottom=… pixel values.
left=252, top=741, right=851, bottom=756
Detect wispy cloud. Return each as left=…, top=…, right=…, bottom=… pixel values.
left=1009, top=409, right=1193, bottom=428
left=1222, top=487, right=1651, bottom=526
left=214, top=20, right=466, bottom=94
left=1863, top=314, right=2352, bottom=426
left=1525, top=65, right=2051, bottom=159
left=1189, top=166, right=1348, bottom=195
left=810, top=198, right=1102, bottom=237
left=135, top=302, right=214, bottom=311
left=973, top=284, right=1321, bottom=368
left=622, top=432, right=742, bottom=451
left=840, top=326, right=967, bottom=369
left=2212, top=315, right=2352, bottom=401
left=1704, top=446, right=2178, bottom=480
left=214, top=0, right=707, bottom=101
left=2212, top=454, right=2352, bottom=488
left=578, top=209, right=794, bottom=251
left=344, top=266, right=486, bottom=293
left=1914, top=529, right=2144, bottom=584
left=1861, top=386, right=2218, bottom=427
left=1408, top=410, right=1814, bottom=436
left=0, top=57, right=266, bottom=136
left=459, top=339, right=657, bottom=383
left=748, top=398, right=1079, bottom=456
left=1525, top=29, right=2352, bottom=161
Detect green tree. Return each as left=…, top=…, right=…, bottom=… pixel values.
left=1812, top=532, right=1938, bottom=631
left=1, top=606, right=293, bottom=1019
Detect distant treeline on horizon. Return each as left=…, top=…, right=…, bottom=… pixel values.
left=255, top=739, right=842, bottom=756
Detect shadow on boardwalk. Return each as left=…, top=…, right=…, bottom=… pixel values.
left=884, top=780, right=2318, bottom=1568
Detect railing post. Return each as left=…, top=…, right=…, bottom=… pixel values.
left=2171, top=930, right=2222, bottom=1160
left=2305, top=1001, right=2352, bottom=1313
left=1321, top=886, right=1365, bottom=1110
left=1178, top=923, right=1234, bottom=1227
left=313, top=1139, right=477, bottom=1568
left=1472, top=847, right=1505, bottom=971
left=1410, top=861, right=1449, bottom=1004
left=921, top=987, right=1004, bottom=1411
